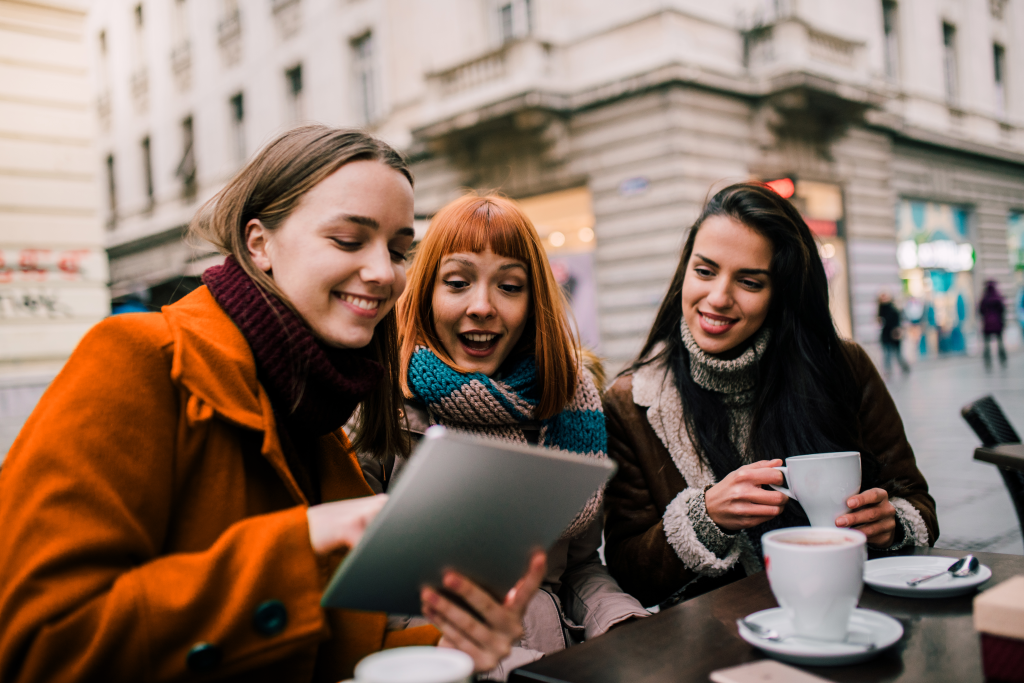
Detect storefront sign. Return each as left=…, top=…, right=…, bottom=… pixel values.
left=0, top=248, right=107, bottom=283
left=897, top=239, right=974, bottom=272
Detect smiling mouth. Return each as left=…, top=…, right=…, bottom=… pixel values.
left=700, top=312, right=735, bottom=327
left=336, top=292, right=381, bottom=312
left=459, top=332, right=501, bottom=352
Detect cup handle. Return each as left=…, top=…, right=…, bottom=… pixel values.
left=769, top=466, right=797, bottom=501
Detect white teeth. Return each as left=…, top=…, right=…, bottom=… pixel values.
left=340, top=293, right=380, bottom=311
left=463, top=333, right=498, bottom=342
left=701, top=313, right=731, bottom=327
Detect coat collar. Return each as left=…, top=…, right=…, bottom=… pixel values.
left=631, top=348, right=715, bottom=489
left=161, top=286, right=328, bottom=504
left=162, top=286, right=266, bottom=431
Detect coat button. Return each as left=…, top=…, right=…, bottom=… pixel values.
left=253, top=599, right=288, bottom=637
left=187, top=642, right=222, bottom=672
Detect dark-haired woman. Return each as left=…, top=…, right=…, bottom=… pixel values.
left=603, top=182, right=937, bottom=607
left=0, top=126, right=543, bottom=682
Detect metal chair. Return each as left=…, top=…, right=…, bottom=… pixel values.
left=961, top=395, right=1024, bottom=533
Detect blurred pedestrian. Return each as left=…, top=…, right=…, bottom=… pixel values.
left=979, top=280, right=1007, bottom=368
left=878, top=291, right=910, bottom=376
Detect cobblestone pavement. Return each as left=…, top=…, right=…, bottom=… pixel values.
left=882, top=348, right=1024, bottom=555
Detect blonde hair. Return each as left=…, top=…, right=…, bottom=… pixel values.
left=397, top=194, right=579, bottom=420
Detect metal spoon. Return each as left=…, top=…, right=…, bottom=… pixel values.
left=737, top=618, right=876, bottom=650
left=906, top=554, right=980, bottom=587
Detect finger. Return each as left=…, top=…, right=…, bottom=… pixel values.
left=836, top=502, right=892, bottom=528
left=737, top=468, right=786, bottom=487
left=744, top=459, right=785, bottom=469
left=736, top=488, right=790, bottom=506
left=438, top=572, right=512, bottom=631
left=855, top=520, right=896, bottom=544
left=422, top=587, right=495, bottom=651
left=428, top=613, right=493, bottom=672
left=732, top=503, right=787, bottom=519
left=847, top=488, right=887, bottom=509
left=506, top=551, right=547, bottom=614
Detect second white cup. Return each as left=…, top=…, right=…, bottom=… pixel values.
left=762, top=527, right=867, bottom=641
left=344, top=647, right=474, bottom=683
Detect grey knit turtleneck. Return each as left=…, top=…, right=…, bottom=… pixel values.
left=681, top=319, right=772, bottom=557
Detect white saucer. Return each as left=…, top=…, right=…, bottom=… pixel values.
left=737, top=607, right=903, bottom=666
left=864, top=556, right=992, bottom=598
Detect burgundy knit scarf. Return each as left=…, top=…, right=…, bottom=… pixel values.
left=202, top=256, right=382, bottom=437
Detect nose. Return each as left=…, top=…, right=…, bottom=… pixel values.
left=705, top=278, right=734, bottom=310
left=465, top=284, right=495, bottom=319
left=360, top=241, right=396, bottom=287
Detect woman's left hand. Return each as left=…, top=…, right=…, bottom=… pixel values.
left=423, top=551, right=546, bottom=672
left=835, top=488, right=897, bottom=548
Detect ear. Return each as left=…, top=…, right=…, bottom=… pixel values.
left=245, top=219, right=273, bottom=272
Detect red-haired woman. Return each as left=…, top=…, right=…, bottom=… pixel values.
left=361, top=194, right=648, bottom=680
left=0, top=128, right=543, bottom=683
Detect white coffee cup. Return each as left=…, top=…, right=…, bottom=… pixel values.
left=343, top=647, right=474, bottom=683
left=770, top=451, right=861, bottom=527
left=762, top=527, right=867, bottom=641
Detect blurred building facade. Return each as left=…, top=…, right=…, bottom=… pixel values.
left=89, top=0, right=1024, bottom=370
left=1, top=0, right=109, bottom=459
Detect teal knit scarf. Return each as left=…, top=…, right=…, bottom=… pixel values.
left=407, top=346, right=608, bottom=538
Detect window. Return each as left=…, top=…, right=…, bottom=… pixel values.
left=994, top=43, right=1006, bottom=117
left=172, top=0, right=188, bottom=45
left=285, top=64, right=304, bottom=122
left=229, top=93, right=245, bottom=164
left=882, top=1, right=899, bottom=81
left=943, top=22, right=958, bottom=103
left=141, top=136, right=154, bottom=205
left=105, top=154, right=117, bottom=227
left=352, top=34, right=377, bottom=123
left=497, top=0, right=531, bottom=44
left=175, top=116, right=196, bottom=200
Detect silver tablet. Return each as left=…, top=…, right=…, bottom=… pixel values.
left=321, top=426, right=616, bottom=615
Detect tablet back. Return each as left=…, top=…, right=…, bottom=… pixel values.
left=321, top=426, right=616, bottom=615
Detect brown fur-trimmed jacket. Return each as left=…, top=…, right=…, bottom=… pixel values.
left=602, top=342, right=938, bottom=607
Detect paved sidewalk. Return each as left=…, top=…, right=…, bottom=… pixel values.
left=883, top=350, right=1024, bottom=555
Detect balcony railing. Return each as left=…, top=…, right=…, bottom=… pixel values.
left=744, top=18, right=865, bottom=80
left=171, top=41, right=191, bottom=76
left=130, top=69, right=148, bottom=99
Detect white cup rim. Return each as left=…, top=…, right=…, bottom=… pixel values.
left=762, top=526, right=866, bottom=550
left=353, top=647, right=474, bottom=683
left=785, top=451, right=860, bottom=462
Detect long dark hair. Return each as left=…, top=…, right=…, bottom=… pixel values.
left=189, top=125, right=411, bottom=460
left=631, top=183, right=880, bottom=528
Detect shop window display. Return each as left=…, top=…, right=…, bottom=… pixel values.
left=896, top=200, right=975, bottom=356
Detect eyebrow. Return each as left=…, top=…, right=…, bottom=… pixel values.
left=337, top=213, right=415, bottom=237
left=440, top=256, right=527, bottom=272
left=694, top=253, right=770, bottom=276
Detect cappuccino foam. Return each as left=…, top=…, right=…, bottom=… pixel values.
left=776, top=535, right=858, bottom=547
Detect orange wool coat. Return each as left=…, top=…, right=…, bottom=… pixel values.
left=0, top=287, right=439, bottom=683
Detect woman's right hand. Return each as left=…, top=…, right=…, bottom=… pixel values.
left=306, top=494, right=389, bottom=556
left=425, top=550, right=546, bottom=673
left=704, top=460, right=788, bottom=531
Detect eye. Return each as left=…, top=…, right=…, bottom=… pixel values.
left=740, top=279, right=765, bottom=290
left=442, top=278, right=469, bottom=290
left=331, top=238, right=362, bottom=250
left=390, top=249, right=408, bottom=263
left=498, top=284, right=524, bottom=293
left=694, top=266, right=715, bottom=277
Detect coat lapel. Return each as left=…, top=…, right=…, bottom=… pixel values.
left=162, top=287, right=309, bottom=505
left=631, top=353, right=715, bottom=490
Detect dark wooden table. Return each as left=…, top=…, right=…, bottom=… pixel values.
left=511, top=547, right=1024, bottom=683
left=974, top=443, right=1024, bottom=472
